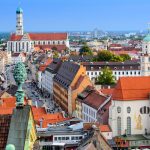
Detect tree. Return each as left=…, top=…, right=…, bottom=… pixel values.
left=53, top=51, right=59, bottom=58
left=96, top=67, right=116, bottom=85
left=111, top=55, right=123, bottom=62
left=79, top=45, right=93, bottom=55
left=120, top=54, right=131, bottom=61
left=52, top=46, right=57, bottom=51
left=95, top=50, right=113, bottom=61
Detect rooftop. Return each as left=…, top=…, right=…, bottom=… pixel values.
left=113, top=76, right=150, bottom=101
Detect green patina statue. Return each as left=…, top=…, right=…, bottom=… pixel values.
left=5, top=144, right=15, bottom=150
left=13, top=62, right=27, bottom=107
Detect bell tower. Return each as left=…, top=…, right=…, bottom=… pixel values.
left=141, top=23, right=150, bottom=76
left=16, top=6, right=24, bottom=35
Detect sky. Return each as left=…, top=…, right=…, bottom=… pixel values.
left=0, top=0, right=150, bottom=32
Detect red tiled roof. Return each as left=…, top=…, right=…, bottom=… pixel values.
left=113, top=76, right=150, bottom=100
left=10, top=33, right=67, bottom=41
left=0, top=97, right=69, bottom=128
left=10, top=34, right=23, bottom=41
left=83, top=90, right=107, bottom=110
left=0, top=115, right=11, bottom=149
left=34, top=45, right=67, bottom=52
left=39, top=58, right=53, bottom=72
left=100, top=88, right=114, bottom=96
left=99, top=125, right=111, bottom=132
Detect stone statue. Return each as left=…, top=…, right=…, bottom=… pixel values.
left=13, top=62, right=27, bottom=107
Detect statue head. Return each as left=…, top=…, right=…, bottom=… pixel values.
left=6, top=144, right=15, bottom=150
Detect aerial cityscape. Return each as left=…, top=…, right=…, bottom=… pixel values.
left=0, top=0, right=150, bottom=150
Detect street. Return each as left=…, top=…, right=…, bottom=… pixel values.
left=5, top=64, right=62, bottom=114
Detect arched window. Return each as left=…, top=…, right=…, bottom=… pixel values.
left=27, top=42, right=29, bottom=52
left=19, top=43, right=21, bottom=52
left=117, top=107, right=121, bottom=113
left=117, top=117, right=121, bottom=135
left=22, top=42, right=24, bottom=49
left=127, top=107, right=131, bottom=113
left=127, top=117, right=131, bottom=135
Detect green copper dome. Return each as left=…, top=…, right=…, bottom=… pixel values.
left=6, top=144, right=15, bottom=150
left=143, top=34, right=150, bottom=42
left=16, top=7, right=23, bottom=14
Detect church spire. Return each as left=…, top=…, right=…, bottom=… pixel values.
left=16, top=1, right=24, bottom=35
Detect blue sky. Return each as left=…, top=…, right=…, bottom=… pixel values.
left=0, top=0, right=150, bottom=32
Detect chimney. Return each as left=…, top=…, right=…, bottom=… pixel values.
left=39, top=118, right=43, bottom=128
left=35, top=100, right=38, bottom=108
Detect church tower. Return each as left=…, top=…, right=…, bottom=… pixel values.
left=16, top=7, right=24, bottom=35
left=141, top=32, right=150, bottom=76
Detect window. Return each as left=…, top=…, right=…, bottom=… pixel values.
left=95, top=72, right=97, bottom=75
left=130, top=72, right=132, bottom=75
left=54, top=137, right=57, bottom=141
left=126, top=72, right=128, bottom=75
left=58, top=137, right=61, bottom=140
left=62, top=137, right=65, bottom=140
left=117, top=117, right=121, bottom=135
left=118, top=72, right=120, bottom=75
left=122, top=72, right=124, bottom=75
left=127, top=117, right=131, bottom=135
left=140, top=106, right=150, bottom=114
left=66, top=137, right=69, bottom=140
left=127, top=107, right=131, bottom=113
left=146, top=45, right=148, bottom=48
left=117, top=107, right=121, bottom=113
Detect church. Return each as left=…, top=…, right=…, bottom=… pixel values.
left=7, top=7, right=69, bottom=53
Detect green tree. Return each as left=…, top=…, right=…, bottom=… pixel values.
left=53, top=51, right=59, bottom=58
left=111, top=55, right=123, bottom=62
left=96, top=67, right=116, bottom=85
left=95, top=50, right=113, bottom=61
left=120, top=54, right=131, bottom=61
left=79, top=45, right=93, bottom=55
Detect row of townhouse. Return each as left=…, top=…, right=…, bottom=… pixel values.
left=37, top=60, right=93, bottom=116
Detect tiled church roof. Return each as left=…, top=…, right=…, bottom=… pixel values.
left=112, top=76, right=150, bottom=100
left=10, top=33, right=68, bottom=41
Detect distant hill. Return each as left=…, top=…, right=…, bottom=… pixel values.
left=0, top=32, right=10, bottom=41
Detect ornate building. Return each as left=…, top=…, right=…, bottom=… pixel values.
left=141, top=33, right=150, bottom=76
left=7, top=7, right=69, bottom=53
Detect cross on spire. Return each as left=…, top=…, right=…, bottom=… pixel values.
left=18, top=0, right=21, bottom=7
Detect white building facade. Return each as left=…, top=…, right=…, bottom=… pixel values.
left=109, top=77, right=150, bottom=137
left=83, top=61, right=141, bottom=82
